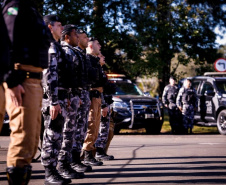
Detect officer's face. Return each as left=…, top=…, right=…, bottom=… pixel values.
left=68, top=29, right=78, bottom=47
left=184, top=80, right=191, bottom=88
left=98, top=53, right=105, bottom=66
left=78, top=33, right=89, bottom=49
left=92, top=40, right=101, bottom=55
left=169, top=78, right=175, bottom=86
left=50, top=21, right=63, bottom=41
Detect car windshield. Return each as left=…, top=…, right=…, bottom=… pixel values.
left=215, top=80, right=226, bottom=94
left=113, top=81, right=143, bottom=95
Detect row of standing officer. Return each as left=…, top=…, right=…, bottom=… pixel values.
left=0, top=1, right=116, bottom=184
left=41, top=14, right=116, bottom=185
left=162, top=77, right=198, bottom=134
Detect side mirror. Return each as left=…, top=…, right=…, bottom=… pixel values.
left=204, top=90, right=215, bottom=96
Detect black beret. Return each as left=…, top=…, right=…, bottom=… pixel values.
left=89, top=37, right=98, bottom=42
left=44, top=14, right=61, bottom=25
left=62, top=24, right=78, bottom=36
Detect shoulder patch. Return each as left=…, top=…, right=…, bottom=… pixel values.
left=7, top=7, right=18, bottom=15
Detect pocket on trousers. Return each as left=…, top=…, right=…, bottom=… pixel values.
left=49, top=113, right=65, bottom=133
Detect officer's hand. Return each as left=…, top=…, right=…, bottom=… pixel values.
left=102, top=106, right=109, bottom=117
left=50, top=104, right=61, bottom=120
left=165, top=104, right=168, bottom=108
left=178, top=106, right=182, bottom=112
left=8, top=85, right=25, bottom=107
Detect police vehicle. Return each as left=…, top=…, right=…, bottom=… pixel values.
left=107, top=74, right=164, bottom=134
left=181, top=72, right=226, bottom=135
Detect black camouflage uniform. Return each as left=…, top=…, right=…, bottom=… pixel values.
left=41, top=15, right=82, bottom=185
left=162, top=81, right=181, bottom=133
left=95, top=82, right=116, bottom=161
left=61, top=26, right=92, bottom=173
left=176, top=82, right=198, bottom=134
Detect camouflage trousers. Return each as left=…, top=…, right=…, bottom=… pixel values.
left=73, top=90, right=90, bottom=153
left=182, top=104, right=195, bottom=129
left=41, top=93, right=80, bottom=167
left=95, top=110, right=111, bottom=149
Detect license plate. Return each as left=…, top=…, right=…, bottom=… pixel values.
left=145, top=114, right=154, bottom=119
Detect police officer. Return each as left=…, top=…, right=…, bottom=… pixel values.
left=82, top=38, right=108, bottom=166
left=71, top=28, right=97, bottom=169
left=95, top=53, right=115, bottom=161
left=2, top=0, right=51, bottom=184
left=61, top=25, right=92, bottom=173
left=0, top=5, right=10, bottom=132
left=41, top=15, right=81, bottom=185
left=162, top=77, right=180, bottom=133
left=176, top=79, right=198, bottom=134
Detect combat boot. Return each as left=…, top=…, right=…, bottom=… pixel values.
left=44, top=165, right=71, bottom=185
left=58, top=160, right=84, bottom=179
left=96, top=147, right=114, bottom=161
left=70, top=150, right=92, bottom=173
left=84, top=150, right=103, bottom=166
left=6, top=165, right=32, bottom=185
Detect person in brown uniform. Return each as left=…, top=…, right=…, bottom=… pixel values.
left=2, top=0, right=51, bottom=184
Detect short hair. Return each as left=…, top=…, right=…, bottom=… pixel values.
left=61, top=24, right=78, bottom=41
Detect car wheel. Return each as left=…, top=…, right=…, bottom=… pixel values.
left=217, top=110, right=226, bottom=135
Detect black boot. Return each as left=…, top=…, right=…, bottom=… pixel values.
left=44, top=165, right=71, bottom=185
left=84, top=150, right=103, bottom=166
left=58, top=160, right=84, bottom=179
left=6, top=165, right=32, bottom=185
left=96, top=147, right=114, bottom=161
left=71, top=150, right=92, bottom=173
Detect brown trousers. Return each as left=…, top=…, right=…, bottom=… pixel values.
left=0, top=84, right=5, bottom=132
left=83, top=97, right=102, bottom=151
left=4, top=78, right=43, bottom=168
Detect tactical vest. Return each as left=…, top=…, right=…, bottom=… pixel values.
left=167, top=85, right=178, bottom=103
left=87, top=54, right=108, bottom=88
left=55, top=42, right=78, bottom=89
left=182, top=88, right=196, bottom=105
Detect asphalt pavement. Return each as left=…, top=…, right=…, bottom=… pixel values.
left=0, top=134, right=226, bottom=185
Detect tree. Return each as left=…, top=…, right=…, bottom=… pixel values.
left=130, top=0, right=225, bottom=96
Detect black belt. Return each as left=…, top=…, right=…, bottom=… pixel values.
left=19, top=70, right=43, bottom=80
left=71, top=88, right=81, bottom=96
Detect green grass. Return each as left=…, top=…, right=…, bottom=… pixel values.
left=161, top=114, right=219, bottom=134
left=120, top=113, right=219, bottom=134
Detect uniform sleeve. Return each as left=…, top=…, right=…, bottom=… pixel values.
left=176, top=87, right=183, bottom=107
left=101, top=93, right=108, bottom=109
left=162, top=86, right=168, bottom=105
left=43, top=43, right=59, bottom=105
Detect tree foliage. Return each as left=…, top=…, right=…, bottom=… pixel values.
left=33, top=0, right=225, bottom=95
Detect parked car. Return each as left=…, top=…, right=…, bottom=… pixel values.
left=179, top=72, right=226, bottom=135
left=107, top=74, right=164, bottom=134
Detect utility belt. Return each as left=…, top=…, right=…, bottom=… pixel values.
left=90, top=90, right=101, bottom=98
left=18, top=69, right=43, bottom=80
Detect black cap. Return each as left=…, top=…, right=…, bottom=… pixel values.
left=62, top=24, right=78, bottom=36
left=76, top=28, right=87, bottom=34
left=44, top=14, right=61, bottom=25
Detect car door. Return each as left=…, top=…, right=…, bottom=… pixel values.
left=199, top=81, right=215, bottom=121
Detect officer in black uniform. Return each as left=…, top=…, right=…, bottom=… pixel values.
left=176, top=79, right=198, bottom=134
left=162, top=76, right=181, bottom=133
